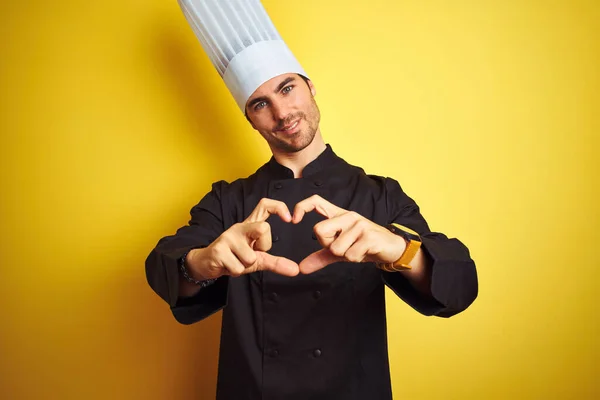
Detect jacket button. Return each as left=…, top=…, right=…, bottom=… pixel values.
left=273, top=235, right=280, bottom=242
left=269, top=349, right=279, bottom=358
left=268, top=292, right=278, bottom=302
left=274, top=183, right=283, bottom=189
left=313, top=349, right=322, bottom=357
left=313, top=290, right=321, bottom=299
left=314, top=180, right=323, bottom=187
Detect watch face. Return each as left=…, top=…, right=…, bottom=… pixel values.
left=390, top=223, right=421, bottom=241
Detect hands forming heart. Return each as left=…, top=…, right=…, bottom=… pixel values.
left=243, top=195, right=406, bottom=276
left=188, top=195, right=407, bottom=280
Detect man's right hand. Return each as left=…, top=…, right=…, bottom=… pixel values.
left=185, top=198, right=299, bottom=281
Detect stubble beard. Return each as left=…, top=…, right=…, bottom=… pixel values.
left=264, top=97, right=321, bottom=154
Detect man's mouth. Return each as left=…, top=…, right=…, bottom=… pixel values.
left=276, top=119, right=300, bottom=133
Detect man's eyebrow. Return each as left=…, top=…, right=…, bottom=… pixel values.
left=247, top=76, right=297, bottom=110
left=275, top=76, right=296, bottom=93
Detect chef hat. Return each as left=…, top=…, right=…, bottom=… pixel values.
left=177, top=0, right=309, bottom=112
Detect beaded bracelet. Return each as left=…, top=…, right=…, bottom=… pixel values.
left=179, top=249, right=217, bottom=288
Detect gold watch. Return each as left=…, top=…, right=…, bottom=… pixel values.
left=378, top=223, right=422, bottom=272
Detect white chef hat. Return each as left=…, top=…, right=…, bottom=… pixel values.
left=177, top=0, right=309, bottom=112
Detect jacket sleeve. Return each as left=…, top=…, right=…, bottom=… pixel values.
left=380, top=177, right=478, bottom=318
left=145, top=180, right=230, bottom=325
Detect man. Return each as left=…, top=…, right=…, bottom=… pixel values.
left=146, top=1, right=477, bottom=399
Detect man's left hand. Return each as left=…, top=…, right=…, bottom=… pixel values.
left=292, top=195, right=407, bottom=274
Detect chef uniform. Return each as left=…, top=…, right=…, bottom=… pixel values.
left=145, top=1, right=478, bottom=399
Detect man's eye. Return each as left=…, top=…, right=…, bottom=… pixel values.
left=254, top=101, right=267, bottom=111
left=282, top=85, right=293, bottom=94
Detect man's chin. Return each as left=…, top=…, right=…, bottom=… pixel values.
left=274, top=133, right=314, bottom=153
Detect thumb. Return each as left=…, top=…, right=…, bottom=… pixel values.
left=298, top=249, right=343, bottom=274
left=255, top=251, right=300, bottom=277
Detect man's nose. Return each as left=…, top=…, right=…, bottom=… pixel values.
left=271, top=101, right=290, bottom=123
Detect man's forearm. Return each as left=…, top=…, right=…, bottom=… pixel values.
left=398, top=247, right=433, bottom=296
left=179, top=275, right=203, bottom=298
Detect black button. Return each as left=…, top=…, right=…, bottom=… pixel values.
left=274, top=183, right=283, bottom=189
left=313, top=349, right=322, bottom=357
left=311, top=232, right=317, bottom=240
left=314, top=180, right=323, bottom=187
left=273, top=235, right=279, bottom=242
left=313, top=290, right=321, bottom=299
left=268, top=292, right=278, bottom=302
left=269, top=349, right=279, bottom=357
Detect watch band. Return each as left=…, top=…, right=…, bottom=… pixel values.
left=378, top=223, right=422, bottom=272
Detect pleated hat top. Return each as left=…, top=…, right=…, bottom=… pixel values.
left=177, top=0, right=308, bottom=112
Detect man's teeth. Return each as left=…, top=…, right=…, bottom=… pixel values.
left=284, top=121, right=298, bottom=130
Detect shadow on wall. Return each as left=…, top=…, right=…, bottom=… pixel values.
left=122, top=21, right=266, bottom=398
left=131, top=254, right=227, bottom=398
left=118, top=265, right=223, bottom=399
left=152, top=19, right=264, bottom=184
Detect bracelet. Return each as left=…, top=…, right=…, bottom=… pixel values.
left=179, top=249, right=217, bottom=288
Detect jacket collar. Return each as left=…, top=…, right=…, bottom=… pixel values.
left=266, top=144, right=343, bottom=179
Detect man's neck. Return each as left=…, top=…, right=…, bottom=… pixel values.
left=271, top=130, right=327, bottom=178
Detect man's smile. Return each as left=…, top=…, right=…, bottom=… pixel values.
left=275, top=118, right=301, bottom=134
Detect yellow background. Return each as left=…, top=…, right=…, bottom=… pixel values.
left=1, top=0, right=598, bottom=398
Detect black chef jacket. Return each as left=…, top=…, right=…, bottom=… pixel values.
left=145, top=144, right=478, bottom=400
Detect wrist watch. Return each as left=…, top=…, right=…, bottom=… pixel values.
left=378, top=223, right=422, bottom=272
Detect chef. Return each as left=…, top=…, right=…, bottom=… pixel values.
left=145, top=1, right=478, bottom=399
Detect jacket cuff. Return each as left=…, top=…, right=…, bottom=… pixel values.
left=421, top=234, right=478, bottom=317
left=382, top=234, right=478, bottom=318
left=171, top=276, right=230, bottom=325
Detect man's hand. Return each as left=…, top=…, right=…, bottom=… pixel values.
left=186, top=198, right=300, bottom=280
left=293, top=195, right=407, bottom=274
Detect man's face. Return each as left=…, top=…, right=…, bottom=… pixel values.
left=245, top=73, right=320, bottom=153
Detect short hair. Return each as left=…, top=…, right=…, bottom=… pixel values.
left=245, top=74, right=311, bottom=123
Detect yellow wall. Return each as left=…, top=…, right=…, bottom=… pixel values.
left=1, top=0, right=598, bottom=398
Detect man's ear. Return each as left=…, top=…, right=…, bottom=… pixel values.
left=308, top=79, right=316, bottom=97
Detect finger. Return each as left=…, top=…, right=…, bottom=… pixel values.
left=328, top=222, right=363, bottom=258
left=292, top=195, right=344, bottom=224
left=229, top=240, right=258, bottom=268
left=255, top=251, right=300, bottom=276
left=343, top=237, right=372, bottom=263
left=313, top=212, right=361, bottom=248
left=242, top=221, right=272, bottom=252
left=219, top=248, right=246, bottom=277
left=245, top=199, right=292, bottom=223
left=299, top=249, right=343, bottom=274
